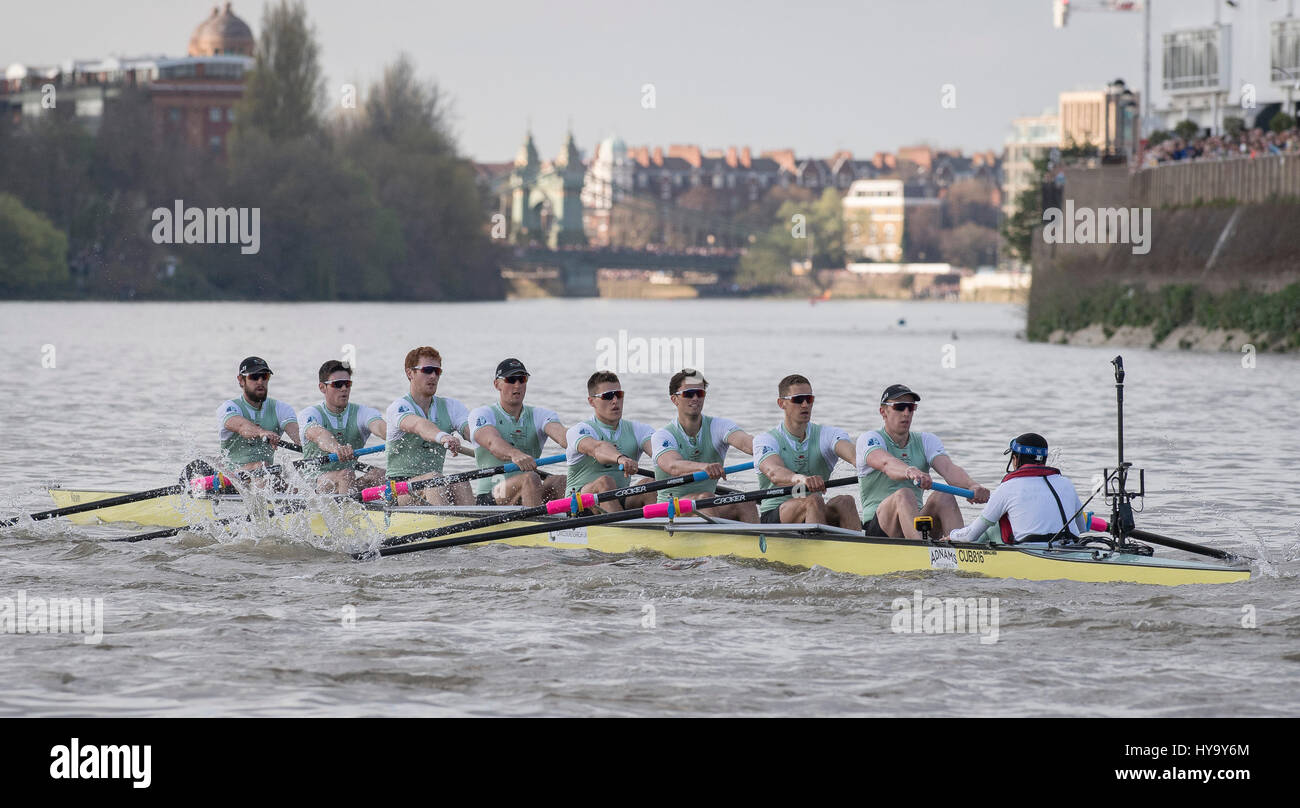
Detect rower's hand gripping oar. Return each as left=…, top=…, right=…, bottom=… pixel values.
left=363, top=466, right=833, bottom=560
left=375, top=461, right=756, bottom=550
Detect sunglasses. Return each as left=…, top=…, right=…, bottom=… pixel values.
left=886, top=402, right=917, bottom=412
left=675, top=389, right=706, bottom=399
left=325, top=379, right=353, bottom=389
left=780, top=394, right=815, bottom=405
left=502, top=375, right=529, bottom=385
left=594, top=390, right=625, bottom=401
left=412, top=365, right=442, bottom=376
left=243, top=372, right=270, bottom=382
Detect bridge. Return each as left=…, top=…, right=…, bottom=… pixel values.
left=500, top=247, right=741, bottom=297
left=491, top=131, right=764, bottom=295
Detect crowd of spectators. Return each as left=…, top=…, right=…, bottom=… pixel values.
left=1143, top=125, right=1300, bottom=165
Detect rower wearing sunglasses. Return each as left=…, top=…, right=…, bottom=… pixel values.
left=216, top=356, right=300, bottom=471
left=752, top=374, right=860, bottom=529
left=945, top=433, right=1086, bottom=546
left=855, top=383, right=990, bottom=539
left=298, top=360, right=387, bottom=493
left=651, top=369, right=758, bottom=522
left=467, top=358, right=569, bottom=507
left=565, top=370, right=657, bottom=509
left=384, top=346, right=473, bottom=505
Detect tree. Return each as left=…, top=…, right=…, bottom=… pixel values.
left=340, top=54, right=502, bottom=300
left=234, top=0, right=324, bottom=143
left=1270, top=112, right=1296, bottom=133
left=1147, top=129, right=1170, bottom=147
left=945, top=177, right=1000, bottom=229
left=940, top=222, right=999, bottom=268
left=1223, top=116, right=1245, bottom=137
left=1000, top=156, right=1049, bottom=264
left=1174, top=119, right=1200, bottom=141
left=1000, top=186, right=1041, bottom=263
left=0, top=193, right=69, bottom=295
left=737, top=187, right=844, bottom=288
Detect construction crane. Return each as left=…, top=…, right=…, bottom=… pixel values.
left=1053, top=0, right=1141, bottom=29
left=1053, top=1, right=1151, bottom=135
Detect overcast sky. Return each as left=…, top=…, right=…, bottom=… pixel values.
left=3, top=0, right=1215, bottom=161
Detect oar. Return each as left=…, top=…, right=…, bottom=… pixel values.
left=366, top=467, right=839, bottom=560
left=2, top=464, right=283, bottom=528
left=375, top=461, right=757, bottom=550
left=109, top=498, right=317, bottom=543
left=927, top=481, right=975, bottom=498
left=911, top=480, right=977, bottom=499
left=358, top=454, right=567, bottom=503
left=278, top=439, right=381, bottom=472
left=1086, top=515, right=1248, bottom=563
left=636, top=465, right=742, bottom=495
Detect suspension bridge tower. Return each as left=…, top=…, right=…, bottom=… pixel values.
left=509, top=131, right=588, bottom=248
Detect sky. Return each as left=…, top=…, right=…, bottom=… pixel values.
left=0, top=0, right=1225, bottom=162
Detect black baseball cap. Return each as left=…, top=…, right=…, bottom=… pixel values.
left=239, top=356, right=273, bottom=376
left=1004, top=432, right=1049, bottom=457
left=880, top=384, right=920, bottom=404
left=495, top=358, right=529, bottom=379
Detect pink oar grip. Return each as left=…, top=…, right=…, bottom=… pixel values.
left=641, top=499, right=695, bottom=519
left=545, top=493, right=596, bottom=515
left=191, top=475, right=215, bottom=492
left=361, top=480, right=409, bottom=502
left=1088, top=514, right=1109, bottom=531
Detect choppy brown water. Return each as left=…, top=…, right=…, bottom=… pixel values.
left=1, top=300, right=1296, bottom=716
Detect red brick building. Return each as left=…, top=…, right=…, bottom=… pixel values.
left=151, top=3, right=256, bottom=156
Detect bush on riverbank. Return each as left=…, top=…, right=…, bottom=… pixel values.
left=1028, top=282, right=1300, bottom=349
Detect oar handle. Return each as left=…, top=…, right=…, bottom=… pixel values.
left=358, top=454, right=565, bottom=502
left=188, top=464, right=288, bottom=492
left=503, top=453, right=565, bottom=474
left=323, top=444, right=385, bottom=463
left=543, top=461, right=752, bottom=516
left=918, top=481, right=976, bottom=498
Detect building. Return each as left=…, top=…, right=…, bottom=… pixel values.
left=1, top=3, right=254, bottom=156
left=581, top=135, right=635, bottom=246
left=842, top=179, right=905, bottom=262
left=618, top=143, right=881, bottom=204
left=2, top=57, right=161, bottom=133
left=1059, top=80, right=1141, bottom=156
left=1151, top=0, right=1300, bottom=134
left=151, top=3, right=255, bottom=156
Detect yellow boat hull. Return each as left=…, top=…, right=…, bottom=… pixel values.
left=46, top=489, right=1251, bottom=586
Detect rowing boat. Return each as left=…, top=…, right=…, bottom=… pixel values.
left=43, top=488, right=1251, bottom=585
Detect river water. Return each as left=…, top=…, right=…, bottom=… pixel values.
left=1, top=300, right=1296, bottom=716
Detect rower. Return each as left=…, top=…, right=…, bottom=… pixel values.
left=753, top=374, right=860, bottom=529
left=384, top=346, right=472, bottom=505
left=946, top=433, right=1086, bottom=545
left=855, top=384, right=989, bottom=539
left=565, top=371, right=656, bottom=509
left=467, top=358, right=568, bottom=507
left=216, top=356, right=300, bottom=472
left=651, top=368, right=757, bottom=522
left=298, top=360, right=387, bottom=494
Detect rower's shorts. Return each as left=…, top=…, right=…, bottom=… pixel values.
left=863, top=516, right=889, bottom=538
left=760, top=508, right=782, bottom=524
left=475, top=493, right=497, bottom=506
